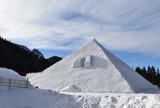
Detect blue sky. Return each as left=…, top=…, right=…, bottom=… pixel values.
left=0, top=0, right=160, bottom=68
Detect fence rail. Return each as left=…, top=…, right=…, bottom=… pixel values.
left=0, top=77, right=30, bottom=90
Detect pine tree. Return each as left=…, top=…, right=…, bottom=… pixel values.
left=151, top=66, right=156, bottom=85
left=142, top=66, right=147, bottom=78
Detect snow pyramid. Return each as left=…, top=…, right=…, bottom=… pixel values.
left=28, top=39, right=159, bottom=93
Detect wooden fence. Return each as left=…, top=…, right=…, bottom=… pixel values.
left=0, top=77, right=30, bottom=90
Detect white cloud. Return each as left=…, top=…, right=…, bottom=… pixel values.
left=0, top=0, right=160, bottom=57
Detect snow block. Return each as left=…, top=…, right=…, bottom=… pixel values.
left=84, top=55, right=92, bottom=68
left=73, top=57, right=85, bottom=68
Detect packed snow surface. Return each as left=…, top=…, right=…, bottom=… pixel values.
left=0, top=88, right=160, bottom=108
left=61, top=84, right=82, bottom=92
left=0, top=68, right=25, bottom=80
left=28, top=39, right=159, bottom=93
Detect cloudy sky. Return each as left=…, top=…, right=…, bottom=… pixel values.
left=0, top=0, right=160, bottom=68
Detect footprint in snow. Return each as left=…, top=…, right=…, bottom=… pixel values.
left=110, top=97, right=118, bottom=104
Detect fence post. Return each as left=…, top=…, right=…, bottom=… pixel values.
left=19, top=80, right=21, bottom=88
left=8, top=78, right=11, bottom=90
left=26, top=78, right=28, bottom=88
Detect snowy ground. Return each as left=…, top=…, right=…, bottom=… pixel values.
left=0, top=87, right=160, bottom=108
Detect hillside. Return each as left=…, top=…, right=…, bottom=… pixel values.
left=0, top=36, right=62, bottom=75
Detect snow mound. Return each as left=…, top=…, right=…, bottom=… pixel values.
left=0, top=67, right=25, bottom=80
left=61, top=84, right=82, bottom=92
left=0, top=88, right=160, bottom=108
left=28, top=39, right=160, bottom=93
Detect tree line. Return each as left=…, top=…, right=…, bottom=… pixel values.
left=135, top=66, right=160, bottom=88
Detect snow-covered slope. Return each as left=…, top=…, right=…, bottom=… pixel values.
left=28, top=39, right=159, bottom=93
left=0, top=68, right=25, bottom=80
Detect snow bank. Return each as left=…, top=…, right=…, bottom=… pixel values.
left=0, top=88, right=160, bottom=108
left=64, top=92, right=160, bottom=108
left=0, top=68, right=25, bottom=80
left=28, top=39, right=159, bottom=93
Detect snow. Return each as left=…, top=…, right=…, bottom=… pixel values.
left=61, top=84, right=82, bottom=92
left=62, top=92, right=160, bottom=108
left=0, top=68, right=25, bottom=80
left=73, top=55, right=92, bottom=68
left=84, top=55, right=92, bottom=68
left=0, top=63, right=160, bottom=107
left=0, top=88, right=160, bottom=108
left=28, top=39, right=160, bottom=93
left=73, top=57, right=86, bottom=68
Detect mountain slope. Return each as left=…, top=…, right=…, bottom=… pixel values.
left=47, top=56, right=62, bottom=64
left=0, top=36, right=62, bottom=75
left=32, top=49, right=44, bottom=58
